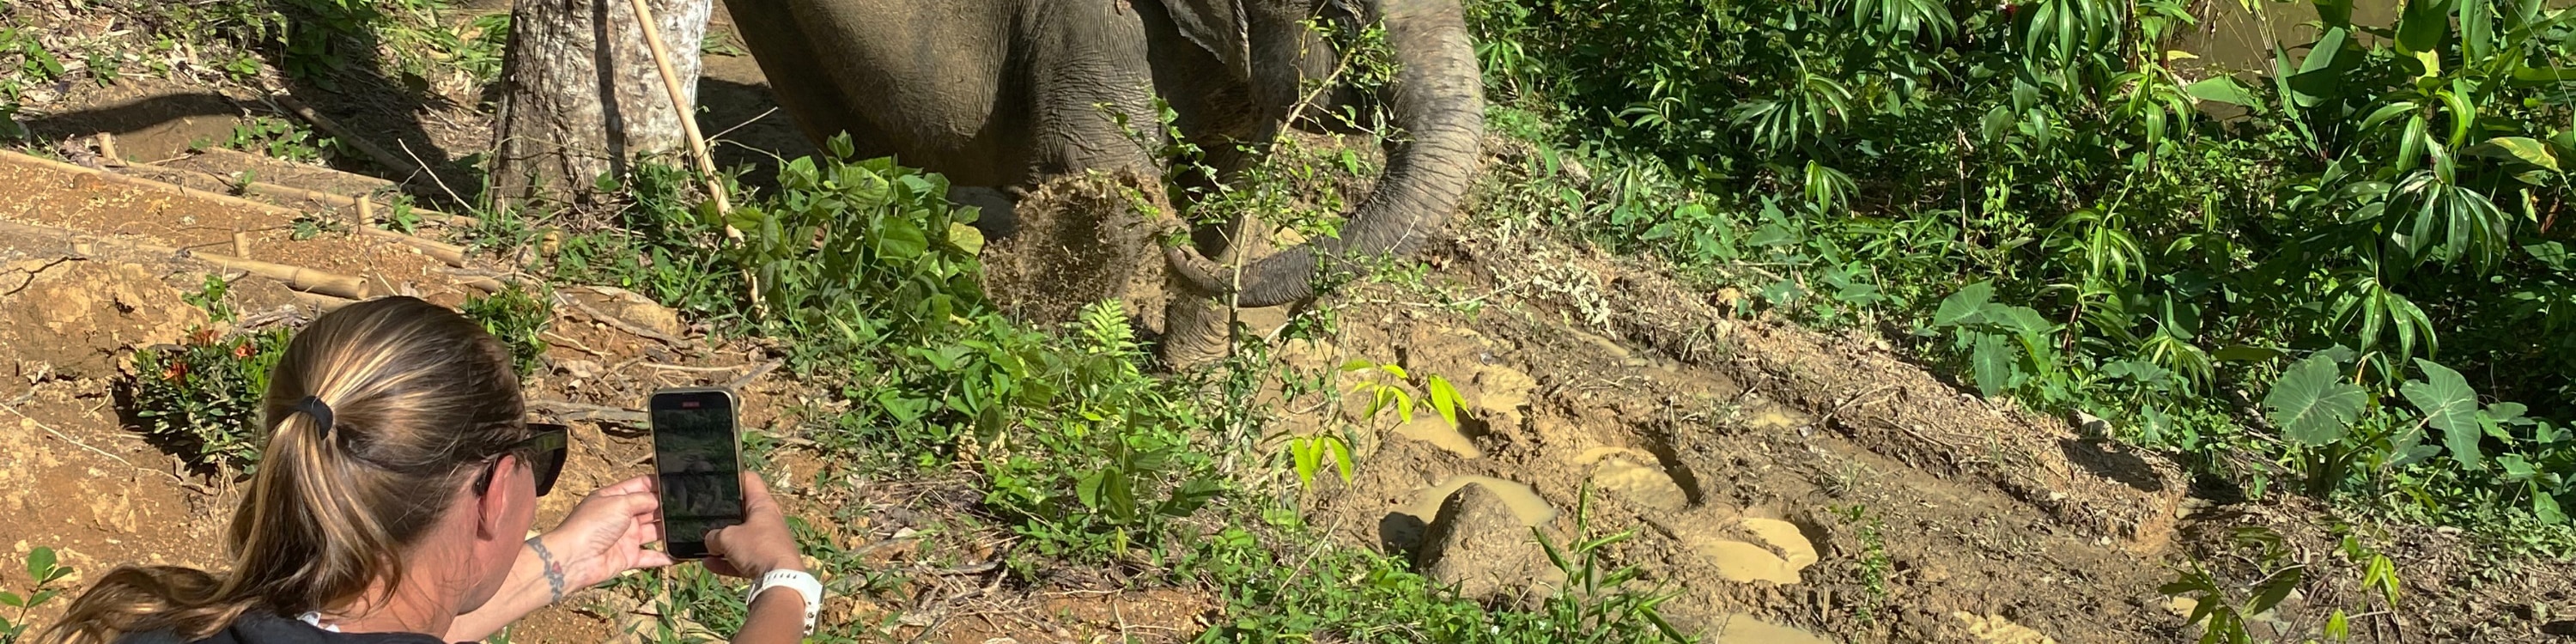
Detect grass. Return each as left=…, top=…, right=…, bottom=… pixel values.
left=460, top=283, right=555, bottom=378
left=1836, top=505, right=1890, bottom=627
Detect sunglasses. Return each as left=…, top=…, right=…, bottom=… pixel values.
left=475, top=422, right=569, bottom=497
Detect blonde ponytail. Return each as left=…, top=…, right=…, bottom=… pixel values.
left=42, top=297, right=530, bottom=643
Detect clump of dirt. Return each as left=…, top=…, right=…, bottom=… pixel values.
left=980, top=170, right=1167, bottom=327
left=1408, top=480, right=1565, bottom=605
left=0, top=260, right=206, bottom=380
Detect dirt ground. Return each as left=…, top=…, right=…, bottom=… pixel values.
left=3, top=6, right=2575, bottom=644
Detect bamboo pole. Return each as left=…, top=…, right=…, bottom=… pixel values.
left=267, top=94, right=430, bottom=186
left=627, top=0, right=762, bottom=316
left=129, top=156, right=480, bottom=228
left=0, top=218, right=374, bottom=300
left=626, top=0, right=734, bottom=228
left=179, top=149, right=481, bottom=227
left=0, top=151, right=476, bottom=268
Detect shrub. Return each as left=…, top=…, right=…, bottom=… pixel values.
left=131, top=328, right=291, bottom=472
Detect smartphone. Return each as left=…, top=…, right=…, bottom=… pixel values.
left=648, top=387, right=745, bottom=560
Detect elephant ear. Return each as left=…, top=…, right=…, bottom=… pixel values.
left=1162, top=0, right=1252, bottom=82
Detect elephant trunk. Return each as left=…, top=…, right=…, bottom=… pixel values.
left=1198, top=0, right=1485, bottom=308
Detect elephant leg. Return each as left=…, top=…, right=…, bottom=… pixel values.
left=947, top=185, right=1019, bottom=239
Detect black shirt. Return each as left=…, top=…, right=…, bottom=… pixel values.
left=118, top=613, right=450, bottom=644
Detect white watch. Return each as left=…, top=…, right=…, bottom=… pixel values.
left=747, top=568, right=823, bottom=636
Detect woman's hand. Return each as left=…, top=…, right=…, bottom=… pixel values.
left=538, top=475, right=676, bottom=588
left=702, top=471, right=804, bottom=578
left=447, top=476, right=677, bottom=641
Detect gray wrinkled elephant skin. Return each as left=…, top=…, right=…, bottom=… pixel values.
left=721, top=0, right=1484, bottom=352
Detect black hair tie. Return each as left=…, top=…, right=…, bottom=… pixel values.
left=295, top=396, right=336, bottom=436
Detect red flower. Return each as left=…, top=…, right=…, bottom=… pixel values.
left=233, top=342, right=255, bottom=359
left=162, top=360, right=190, bottom=382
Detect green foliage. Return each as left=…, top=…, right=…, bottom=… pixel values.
left=1838, top=504, right=1892, bottom=624
left=182, top=273, right=237, bottom=323
left=0, top=547, right=72, bottom=644
left=212, top=115, right=339, bottom=164
left=534, top=135, right=1687, bottom=636
left=2161, top=528, right=2306, bottom=644
left=290, top=215, right=351, bottom=240
left=1468, top=0, right=2576, bottom=546
left=460, top=283, right=554, bottom=378
left=981, top=301, right=1224, bottom=559
left=552, top=144, right=1223, bottom=562
left=0, top=27, right=63, bottom=139
left=1185, top=499, right=1685, bottom=643
left=131, top=327, right=292, bottom=472
left=2267, top=355, right=2368, bottom=447
left=1289, top=360, right=1469, bottom=485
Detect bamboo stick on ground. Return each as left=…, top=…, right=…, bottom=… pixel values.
left=0, top=218, right=374, bottom=300
left=0, top=151, right=476, bottom=268
left=265, top=94, right=430, bottom=185
left=169, top=150, right=479, bottom=228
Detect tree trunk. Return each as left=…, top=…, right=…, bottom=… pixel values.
left=489, top=0, right=709, bottom=209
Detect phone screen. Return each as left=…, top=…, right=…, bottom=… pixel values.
left=650, top=390, right=744, bottom=559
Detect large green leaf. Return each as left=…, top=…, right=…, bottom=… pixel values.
left=2287, top=27, right=2353, bottom=106
left=2401, top=359, right=2484, bottom=470
left=1935, top=282, right=1995, bottom=327
left=2397, top=0, right=2451, bottom=53
left=2185, top=76, right=2259, bottom=106
left=2474, top=137, right=2561, bottom=170
left=2264, top=355, right=2368, bottom=447
left=2461, top=0, right=2494, bottom=58
left=2360, top=102, right=2418, bottom=131
left=2317, top=0, right=2355, bottom=27
left=1426, top=375, right=1463, bottom=428
left=876, top=219, right=929, bottom=261
left=1969, top=331, right=2017, bottom=398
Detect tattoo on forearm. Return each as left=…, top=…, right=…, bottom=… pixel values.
left=525, top=536, right=567, bottom=603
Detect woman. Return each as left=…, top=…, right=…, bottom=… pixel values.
left=39, top=297, right=817, bottom=644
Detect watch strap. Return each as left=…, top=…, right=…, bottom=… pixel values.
left=747, top=568, right=823, bottom=635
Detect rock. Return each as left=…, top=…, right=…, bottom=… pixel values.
left=558, top=359, right=601, bottom=380
left=2163, top=596, right=2198, bottom=619
left=566, top=285, right=684, bottom=339
left=1413, top=483, right=1565, bottom=604
left=2073, top=410, right=2112, bottom=438
left=1236, top=305, right=1293, bottom=337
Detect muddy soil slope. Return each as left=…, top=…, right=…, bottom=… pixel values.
left=1269, top=188, right=2576, bottom=641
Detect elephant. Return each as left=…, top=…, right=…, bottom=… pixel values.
left=717, top=0, right=1485, bottom=358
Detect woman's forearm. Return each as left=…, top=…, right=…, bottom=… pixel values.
left=730, top=586, right=809, bottom=644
